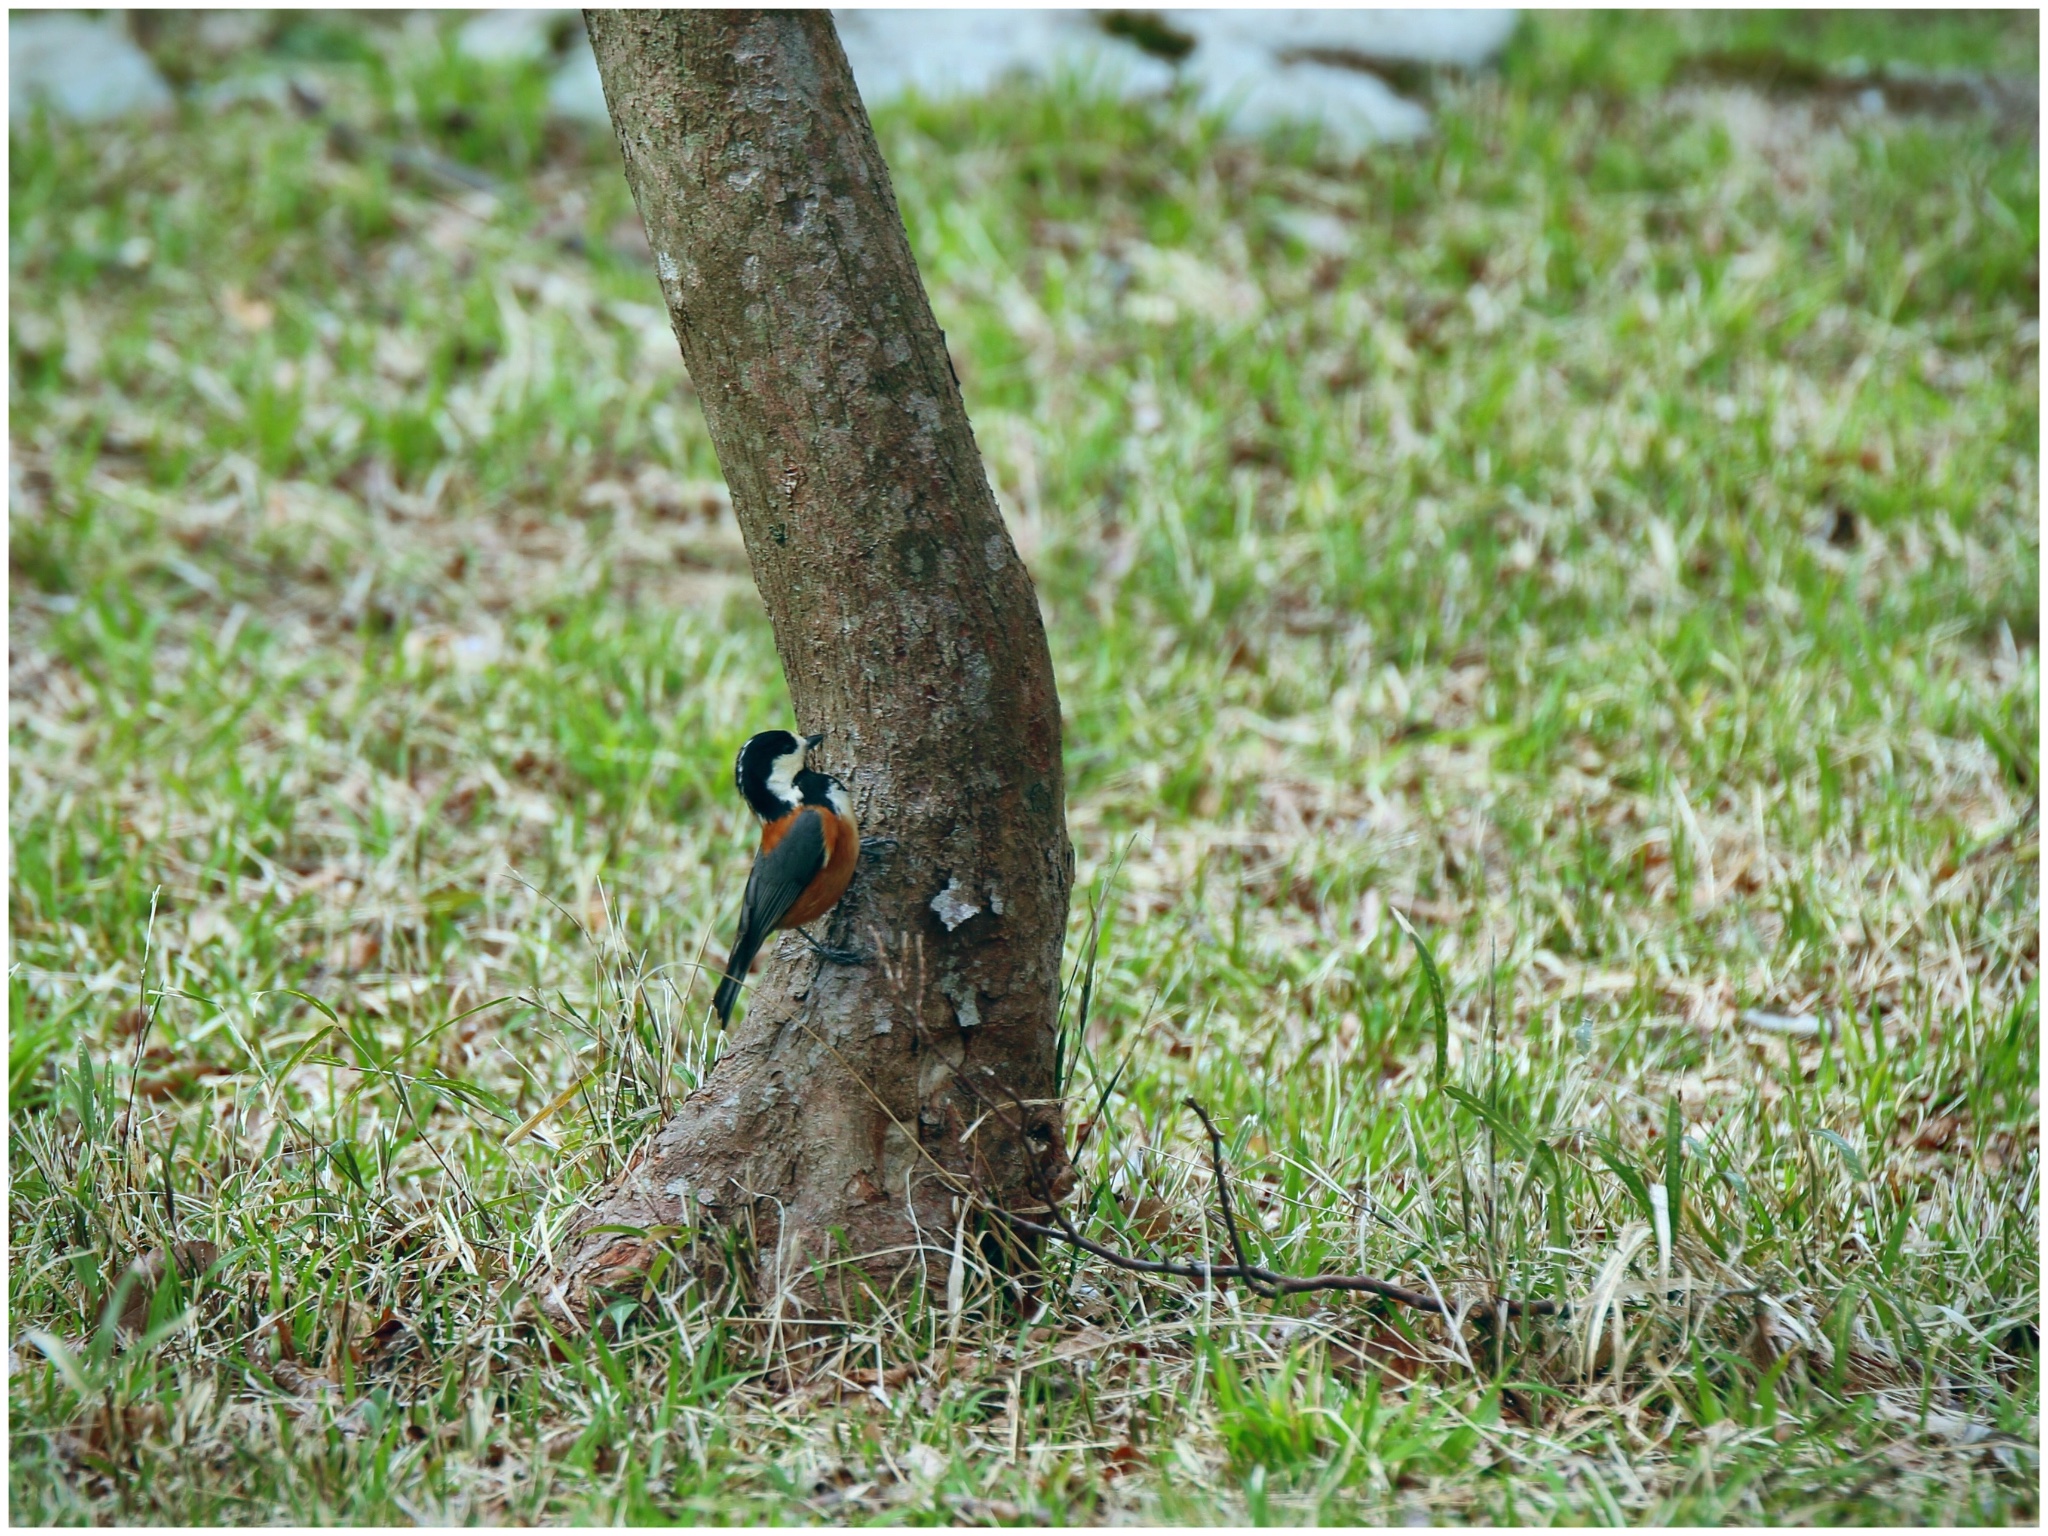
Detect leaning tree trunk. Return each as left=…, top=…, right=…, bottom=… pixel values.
left=546, top=11, right=1074, bottom=1325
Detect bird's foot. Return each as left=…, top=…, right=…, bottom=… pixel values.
left=800, top=931, right=867, bottom=965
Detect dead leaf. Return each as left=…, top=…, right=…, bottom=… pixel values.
left=268, top=1358, right=339, bottom=1400
left=114, top=1240, right=220, bottom=1335
left=1103, top=1442, right=1143, bottom=1479
left=1125, top=1196, right=1178, bottom=1242
left=358, top=1307, right=407, bottom=1361
left=219, top=286, right=274, bottom=333
left=1914, top=1114, right=1962, bottom=1151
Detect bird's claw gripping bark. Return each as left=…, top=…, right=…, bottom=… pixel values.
left=800, top=930, right=867, bottom=965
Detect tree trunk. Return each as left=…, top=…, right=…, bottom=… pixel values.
left=546, top=10, right=1074, bottom=1326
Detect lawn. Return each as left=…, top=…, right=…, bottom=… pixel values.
left=8, top=9, right=2039, bottom=1524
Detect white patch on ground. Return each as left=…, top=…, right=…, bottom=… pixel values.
left=833, top=10, right=1179, bottom=103
left=1184, top=47, right=1431, bottom=152
left=1270, top=207, right=1356, bottom=259
left=1163, top=9, right=1518, bottom=70
left=543, top=10, right=1519, bottom=149
left=930, top=877, right=982, bottom=931
left=11, top=14, right=173, bottom=124
left=548, top=43, right=610, bottom=124
left=457, top=9, right=579, bottom=65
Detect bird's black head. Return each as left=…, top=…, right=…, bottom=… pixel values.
left=734, top=729, right=825, bottom=821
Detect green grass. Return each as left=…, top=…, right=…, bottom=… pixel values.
left=10, top=10, right=2038, bottom=1524
left=1504, top=9, right=2041, bottom=96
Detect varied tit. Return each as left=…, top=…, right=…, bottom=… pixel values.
left=711, top=729, right=861, bottom=1026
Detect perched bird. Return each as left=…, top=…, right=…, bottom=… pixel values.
left=712, top=729, right=861, bottom=1025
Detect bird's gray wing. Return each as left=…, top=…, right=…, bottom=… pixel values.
left=740, top=808, right=827, bottom=937
left=714, top=809, right=827, bottom=1023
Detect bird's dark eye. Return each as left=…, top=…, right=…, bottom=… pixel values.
left=1026, top=1121, right=1054, bottom=1150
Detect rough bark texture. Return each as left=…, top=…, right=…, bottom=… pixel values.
left=549, top=10, right=1073, bottom=1323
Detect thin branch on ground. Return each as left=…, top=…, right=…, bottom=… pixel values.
left=1184, top=1096, right=1282, bottom=1300
left=953, top=1067, right=1566, bottom=1320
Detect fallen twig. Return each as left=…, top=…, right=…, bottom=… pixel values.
left=1184, top=1097, right=1280, bottom=1300
left=954, top=1069, right=1566, bottom=1320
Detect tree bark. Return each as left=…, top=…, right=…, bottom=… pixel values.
left=547, top=10, right=1074, bottom=1324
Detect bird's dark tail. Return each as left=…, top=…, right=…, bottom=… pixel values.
left=712, top=928, right=764, bottom=1026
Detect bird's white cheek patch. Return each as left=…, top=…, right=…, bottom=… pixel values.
left=767, top=751, right=805, bottom=804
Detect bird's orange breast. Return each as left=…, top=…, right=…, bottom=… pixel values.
left=778, top=805, right=859, bottom=929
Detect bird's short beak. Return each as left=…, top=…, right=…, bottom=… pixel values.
left=804, top=733, right=825, bottom=751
